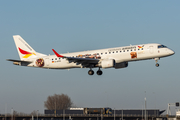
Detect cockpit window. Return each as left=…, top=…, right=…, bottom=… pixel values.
left=158, top=45, right=167, bottom=48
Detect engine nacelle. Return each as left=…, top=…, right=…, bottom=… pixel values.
left=100, top=59, right=115, bottom=68
left=114, top=62, right=128, bottom=69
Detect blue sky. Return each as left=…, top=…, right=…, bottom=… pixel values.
left=0, top=1, right=180, bottom=114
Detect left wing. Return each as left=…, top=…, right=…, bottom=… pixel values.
left=52, top=49, right=99, bottom=66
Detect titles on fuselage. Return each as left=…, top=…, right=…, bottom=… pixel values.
left=108, top=46, right=136, bottom=52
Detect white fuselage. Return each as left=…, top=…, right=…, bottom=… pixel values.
left=23, top=43, right=174, bottom=69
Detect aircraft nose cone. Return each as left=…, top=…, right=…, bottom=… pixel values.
left=169, top=49, right=175, bottom=55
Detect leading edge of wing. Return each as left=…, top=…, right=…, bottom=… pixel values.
left=52, top=49, right=99, bottom=63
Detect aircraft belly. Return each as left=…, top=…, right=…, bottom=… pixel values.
left=113, top=54, right=130, bottom=63
left=48, top=61, right=81, bottom=69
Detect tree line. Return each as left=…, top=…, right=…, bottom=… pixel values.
left=4, top=93, right=72, bottom=116
left=44, top=93, right=73, bottom=110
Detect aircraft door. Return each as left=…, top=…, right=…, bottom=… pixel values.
left=45, top=58, right=50, bottom=66
left=149, top=46, right=154, bottom=54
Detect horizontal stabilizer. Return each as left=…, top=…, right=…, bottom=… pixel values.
left=6, top=59, right=32, bottom=63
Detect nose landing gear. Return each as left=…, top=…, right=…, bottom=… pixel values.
left=154, top=58, right=160, bottom=67
left=155, top=63, right=159, bottom=67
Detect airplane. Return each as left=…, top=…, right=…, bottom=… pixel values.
left=7, top=35, right=175, bottom=75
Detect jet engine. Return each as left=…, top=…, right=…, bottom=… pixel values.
left=100, top=59, right=116, bottom=68
left=114, top=62, right=128, bottom=69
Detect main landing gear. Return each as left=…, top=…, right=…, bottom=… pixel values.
left=97, top=68, right=103, bottom=75
left=154, top=58, right=160, bottom=67
left=88, top=69, right=94, bottom=75
left=88, top=68, right=103, bottom=75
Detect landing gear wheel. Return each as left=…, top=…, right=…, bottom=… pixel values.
left=154, top=58, right=160, bottom=67
left=88, top=70, right=94, bottom=75
left=97, top=70, right=103, bottom=75
left=155, top=63, right=159, bottom=67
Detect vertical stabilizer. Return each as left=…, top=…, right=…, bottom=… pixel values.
left=13, top=35, right=46, bottom=60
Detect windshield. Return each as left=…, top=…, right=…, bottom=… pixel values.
left=158, top=45, right=167, bottom=49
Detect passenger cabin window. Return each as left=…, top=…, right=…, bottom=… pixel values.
left=158, top=45, right=167, bottom=48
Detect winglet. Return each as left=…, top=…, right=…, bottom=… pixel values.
left=52, top=49, right=64, bottom=57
